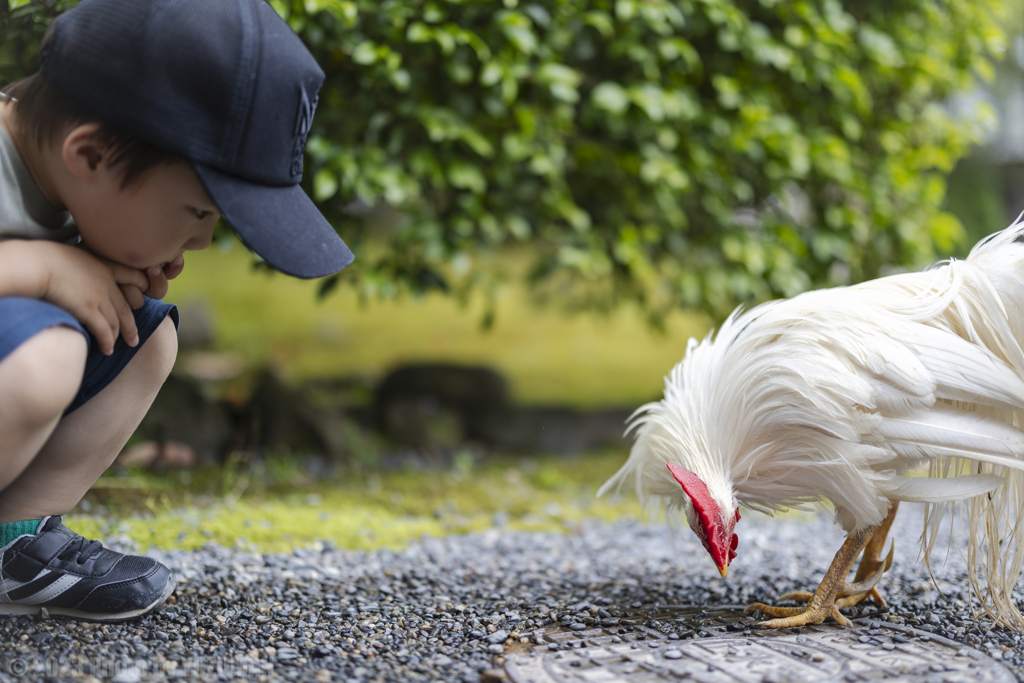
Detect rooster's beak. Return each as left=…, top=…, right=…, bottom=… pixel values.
left=718, top=564, right=728, bottom=579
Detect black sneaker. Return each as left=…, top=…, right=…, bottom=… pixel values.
left=0, top=515, right=175, bottom=622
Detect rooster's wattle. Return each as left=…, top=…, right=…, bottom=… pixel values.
left=600, top=220, right=1024, bottom=628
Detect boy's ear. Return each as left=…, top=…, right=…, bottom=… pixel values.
left=61, top=122, right=110, bottom=181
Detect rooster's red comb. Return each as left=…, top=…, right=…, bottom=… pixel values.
left=666, top=463, right=718, bottom=519
left=667, top=463, right=734, bottom=572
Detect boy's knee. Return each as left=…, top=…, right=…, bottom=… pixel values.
left=138, top=315, right=178, bottom=384
left=0, top=326, right=87, bottom=424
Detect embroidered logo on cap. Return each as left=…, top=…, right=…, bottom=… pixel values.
left=291, top=87, right=319, bottom=178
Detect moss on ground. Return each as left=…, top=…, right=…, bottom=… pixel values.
left=67, top=451, right=644, bottom=553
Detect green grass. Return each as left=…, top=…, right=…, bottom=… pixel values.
left=164, top=243, right=711, bottom=408
left=70, top=451, right=643, bottom=553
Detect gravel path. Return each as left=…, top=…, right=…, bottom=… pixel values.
left=2, top=503, right=1024, bottom=682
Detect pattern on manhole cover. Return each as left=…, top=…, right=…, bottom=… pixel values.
left=504, top=608, right=1014, bottom=683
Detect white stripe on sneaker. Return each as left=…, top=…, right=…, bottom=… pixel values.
left=0, top=567, right=50, bottom=600
left=18, top=573, right=81, bottom=605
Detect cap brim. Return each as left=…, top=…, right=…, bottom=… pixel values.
left=194, top=163, right=354, bottom=279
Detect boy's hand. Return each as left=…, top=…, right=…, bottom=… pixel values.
left=107, top=256, right=184, bottom=310
left=8, top=241, right=149, bottom=356
left=144, top=255, right=185, bottom=302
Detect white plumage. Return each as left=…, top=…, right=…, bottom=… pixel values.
left=600, top=218, right=1024, bottom=628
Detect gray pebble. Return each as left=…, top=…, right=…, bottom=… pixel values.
left=111, top=669, right=141, bottom=683
left=663, top=649, right=683, bottom=660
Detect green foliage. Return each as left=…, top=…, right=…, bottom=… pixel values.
left=0, top=0, right=1009, bottom=320
left=282, top=0, right=1009, bottom=320
left=0, top=1, right=75, bottom=87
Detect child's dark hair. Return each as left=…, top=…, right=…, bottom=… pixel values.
left=2, top=68, right=183, bottom=189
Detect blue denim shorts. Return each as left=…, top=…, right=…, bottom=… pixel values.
left=0, top=296, right=178, bottom=414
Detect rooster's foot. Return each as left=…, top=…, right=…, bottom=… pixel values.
left=776, top=541, right=894, bottom=609
left=774, top=587, right=884, bottom=609
left=745, top=563, right=885, bottom=629
left=745, top=525, right=877, bottom=629
left=744, top=602, right=853, bottom=628
left=747, top=503, right=900, bottom=629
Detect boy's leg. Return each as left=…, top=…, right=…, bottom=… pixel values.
left=0, top=327, right=88, bottom=500
left=0, top=315, right=176, bottom=522
left=0, top=302, right=178, bottom=622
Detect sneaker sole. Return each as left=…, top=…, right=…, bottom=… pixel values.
left=0, top=572, right=177, bottom=623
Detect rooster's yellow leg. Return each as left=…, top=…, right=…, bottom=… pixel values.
left=745, top=526, right=874, bottom=628
left=779, top=502, right=899, bottom=609
left=837, top=501, right=898, bottom=608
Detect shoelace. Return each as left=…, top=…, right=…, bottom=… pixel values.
left=56, top=528, right=105, bottom=565
left=71, top=537, right=104, bottom=565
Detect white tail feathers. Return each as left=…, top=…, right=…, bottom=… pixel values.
left=879, top=473, right=1004, bottom=503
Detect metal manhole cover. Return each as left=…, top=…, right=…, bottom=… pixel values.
left=504, top=607, right=1014, bottom=683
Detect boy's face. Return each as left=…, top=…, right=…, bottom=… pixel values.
left=71, top=160, right=220, bottom=271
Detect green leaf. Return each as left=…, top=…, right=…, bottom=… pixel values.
left=858, top=25, right=904, bottom=68
left=447, top=162, right=487, bottom=194
left=480, top=62, right=503, bottom=87
left=303, top=0, right=356, bottom=24
left=390, top=69, right=411, bottom=92
left=591, top=82, right=630, bottom=115
left=351, top=41, right=378, bottom=65
left=407, top=22, right=432, bottom=43
left=711, top=74, right=741, bottom=109
left=497, top=11, right=538, bottom=54
left=313, top=169, right=339, bottom=202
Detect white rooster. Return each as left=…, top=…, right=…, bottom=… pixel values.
left=600, top=219, right=1024, bottom=629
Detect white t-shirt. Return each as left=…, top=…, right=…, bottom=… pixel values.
left=0, top=126, right=77, bottom=243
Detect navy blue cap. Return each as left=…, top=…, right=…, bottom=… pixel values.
left=39, top=0, right=353, bottom=279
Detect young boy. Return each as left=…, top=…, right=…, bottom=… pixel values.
left=0, top=0, right=353, bottom=621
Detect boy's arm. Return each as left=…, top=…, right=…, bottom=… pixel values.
left=0, top=240, right=150, bottom=356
